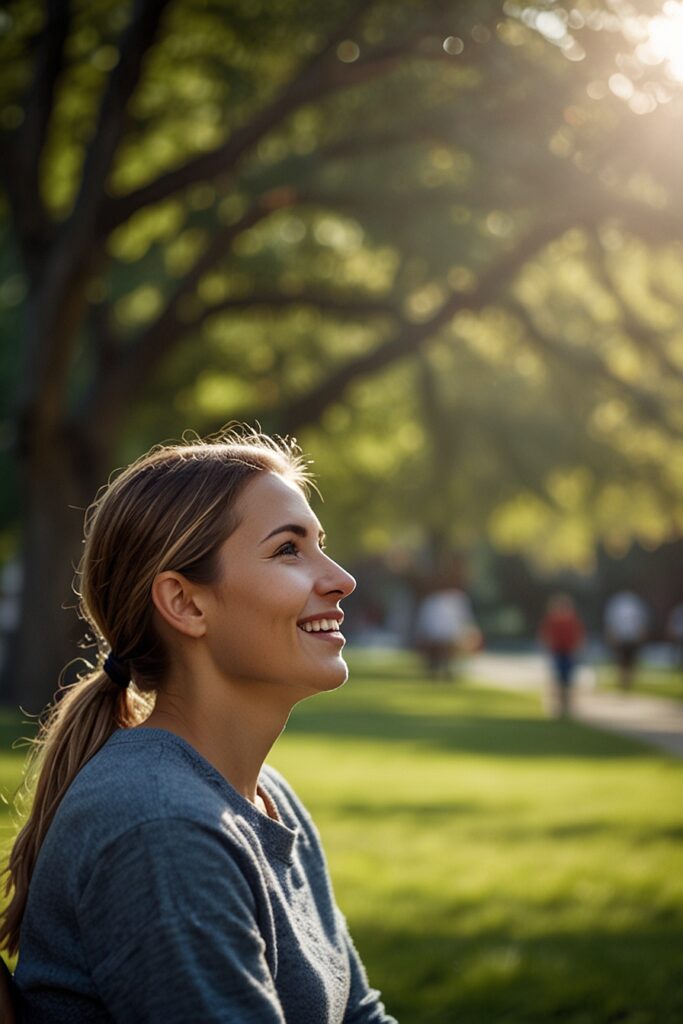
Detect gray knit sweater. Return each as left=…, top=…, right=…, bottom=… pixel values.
left=15, top=728, right=396, bottom=1023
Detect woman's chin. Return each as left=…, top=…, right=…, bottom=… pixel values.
left=310, top=657, right=349, bottom=694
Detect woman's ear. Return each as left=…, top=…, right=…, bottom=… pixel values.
left=151, top=572, right=207, bottom=638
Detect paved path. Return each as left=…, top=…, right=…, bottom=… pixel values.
left=467, top=653, right=683, bottom=758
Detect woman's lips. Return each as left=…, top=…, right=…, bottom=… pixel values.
left=298, top=626, right=345, bottom=645
left=297, top=616, right=342, bottom=632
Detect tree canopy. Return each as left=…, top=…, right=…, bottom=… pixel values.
left=2, top=0, right=683, bottom=704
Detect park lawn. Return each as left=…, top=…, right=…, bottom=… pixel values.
left=598, top=664, right=683, bottom=702
left=0, top=712, right=33, bottom=854
left=272, top=650, right=683, bottom=1024
left=0, top=654, right=681, bottom=1023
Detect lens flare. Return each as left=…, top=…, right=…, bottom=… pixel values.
left=642, top=1, right=683, bottom=81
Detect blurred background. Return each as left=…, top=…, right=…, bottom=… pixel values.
left=3, top=0, right=683, bottom=705
left=1, top=1, right=683, bottom=1020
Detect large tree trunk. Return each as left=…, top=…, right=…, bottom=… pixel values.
left=2, top=424, right=109, bottom=713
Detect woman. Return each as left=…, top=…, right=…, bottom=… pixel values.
left=1, top=430, right=396, bottom=1023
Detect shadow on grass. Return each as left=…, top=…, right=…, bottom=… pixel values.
left=343, top=661, right=427, bottom=683
left=286, top=703, right=648, bottom=759
left=355, top=914, right=683, bottom=1024
left=330, top=800, right=482, bottom=823
left=0, top=679, right=653, bottom=762
left=324, top=805, right=683, bottom=848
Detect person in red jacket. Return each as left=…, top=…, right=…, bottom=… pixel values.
left=539, top=593, right=585, bottom=717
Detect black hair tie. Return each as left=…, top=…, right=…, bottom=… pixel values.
left=103, top=652, right=130, bottom=689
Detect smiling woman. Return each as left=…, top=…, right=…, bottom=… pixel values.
left=0, top=428, right=395, bottom=1024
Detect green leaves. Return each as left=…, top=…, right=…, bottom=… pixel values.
left=3, top=0, right=683, bottom=571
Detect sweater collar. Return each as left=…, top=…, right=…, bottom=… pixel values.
left=114, top=728, right=299, bottom=863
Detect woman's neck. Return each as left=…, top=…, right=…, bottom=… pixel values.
left=142, top=672, right=293, bottom=805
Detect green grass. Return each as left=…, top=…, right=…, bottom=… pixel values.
left=272, top=649, right=683, bottom=1023
left=1, top=654, right=682, bottom=1022
left=597, top=663, right=683, bottom=702
left=0, top=711, right=33, bottom=835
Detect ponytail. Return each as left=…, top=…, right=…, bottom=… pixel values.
left=0, top=670, right=151, bottom=955
left=0, top=428, right=311, bottom=956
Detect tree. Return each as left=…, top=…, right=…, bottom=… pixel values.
left=1, top=0, right=683, bottom=708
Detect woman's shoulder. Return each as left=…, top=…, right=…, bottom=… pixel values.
left=55, top=728, right=229, bottom=844
left=26, top=728, right=236, bottom=908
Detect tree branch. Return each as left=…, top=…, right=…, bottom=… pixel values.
left=96, top=0, right=377, bottom=236
left=1, top=0, right=70, bottom=275
left=21, top=0, right=71, bottom=188
left=239, top=126, right=447, bottom=197
left=66, top=0, right=172, bottom=251
left=273, top=213, right=592, bottom=433
left=509, top=299, right=683, bottom=438
left=271, top=192, right=683, bottom=435
left=95, top=7, right=490, bottom=238
left=15, top=0, right=172, bottom=438
left=478, top=414, right=566, bottom=512
left=598, top=194, right=683, bottom=243
left=81, top=187, right=302, bottom=431
left=180, top=290, right=399, bottom=334
left=587, top=234, right=683, bottom=380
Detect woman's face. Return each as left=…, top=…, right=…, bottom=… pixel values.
left=201, top=471, right=356, bottom=699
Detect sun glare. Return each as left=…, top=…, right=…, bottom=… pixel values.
left=642, top=1, right=683, bottom=81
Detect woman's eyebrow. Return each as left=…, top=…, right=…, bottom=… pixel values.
left=260, top=523, right=325, bottom=544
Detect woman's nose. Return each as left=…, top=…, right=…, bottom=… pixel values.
left=319, top=556, right=356, bottom=598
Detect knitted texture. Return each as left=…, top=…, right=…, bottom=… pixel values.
left=15, top=728, right=395, bottom=1023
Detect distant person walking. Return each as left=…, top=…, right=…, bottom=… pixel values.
left=539, top=593, right=585, bottom=717
left=667, top=602, right=683, bottom=669
left=415, top=586, right=479, bottom=680
left=604, top=590, right=649, bottom=691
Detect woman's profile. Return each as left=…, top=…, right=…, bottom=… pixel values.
left=1, top=428, right=396, bottom=1023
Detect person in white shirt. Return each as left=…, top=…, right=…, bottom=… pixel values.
left=604, top=590, right=649, bottom=691
left=667, top=602, right=683, bottom=669
left=415, top=586, right=479, bottom=679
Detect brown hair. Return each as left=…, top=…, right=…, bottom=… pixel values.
left=0, top=427, right=310, bottom=955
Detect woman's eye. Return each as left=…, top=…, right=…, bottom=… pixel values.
left=275, top=540, right=299, bottom=557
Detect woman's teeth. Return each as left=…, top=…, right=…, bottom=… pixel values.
left=299, top=619, right=340, bottom=633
